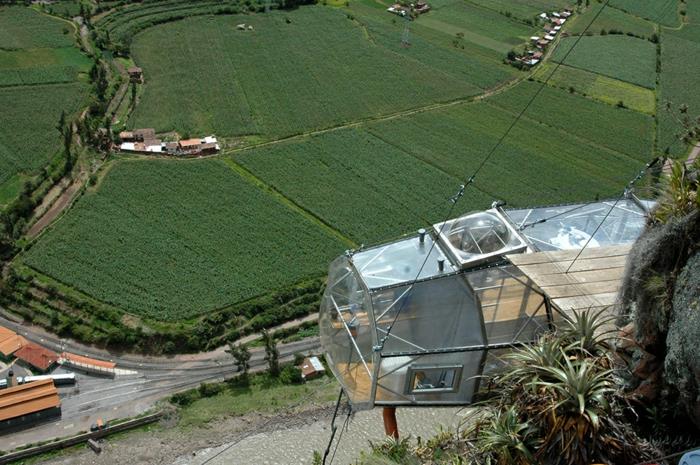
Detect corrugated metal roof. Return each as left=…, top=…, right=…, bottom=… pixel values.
left=14, top=343, right=59, bottom=371
left=0, top=379, right=60, bottom=422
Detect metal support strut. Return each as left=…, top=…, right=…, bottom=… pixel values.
left=383, top=407, right=399, bottom=439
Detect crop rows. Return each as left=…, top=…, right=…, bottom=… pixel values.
left=24, top=159, right=345, bottom=321
left=236, top=89, right=650, bottom=245
left=567, top=2, right=655, bottom=38
left=129, top=8, right=483, bottom=139
left=0, top=6, right=75, bottom=49
left=0, top=7, right=89, bottom=191
left=609, top=0, right=680, bottom=27
left=532, top=63, right=656, bottom=114
left=99, top=0, right=246, bottom=39
left=0, top=82, right=88, bottom=185
left=551, top=35, right=657, bottom=89
left=487, top=80, right=655, bottom=159
left=657, top=29, right=700, bottom=156
left=0, top=66, right=79, bottom=87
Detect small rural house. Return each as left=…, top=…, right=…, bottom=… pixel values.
left=300, top=356, right=326, bottom=380
left=128, top=66, right=143, bottom=83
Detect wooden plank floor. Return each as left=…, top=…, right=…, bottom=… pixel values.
left=507, top=245, right=631, bottom=316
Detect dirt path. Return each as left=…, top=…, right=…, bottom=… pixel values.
left=26, top=175, right=84, bottom=238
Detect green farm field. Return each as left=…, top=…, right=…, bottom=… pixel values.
left=567, top=2, right=655, bottom=37
left=551, top=35, right=657, bottom=89
left=467, top=0, right=571, bottom=21
left=23, top=159, right=345, bottom=320
left=657, top=29, right=700, bottom=155
left=128, top=6, right=522, bottom=139
left=0, top=6, right=89, bottom=196
left=20, top=0, right=700, bottom=331
left=532, top=63, right=656, bottom=114
left=609, top=0, right=680, bottom=27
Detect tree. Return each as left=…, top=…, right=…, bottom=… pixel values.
left=226, top=342, right=251, bottom=374
left=262, top=329, right=280, bottom=377
left=56, top=110, right=66, bottom=136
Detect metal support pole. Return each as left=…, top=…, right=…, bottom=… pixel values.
left=383, top=407, right=399, bottom=439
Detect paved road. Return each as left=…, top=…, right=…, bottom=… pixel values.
left=0, top=308, right=321, bottom=449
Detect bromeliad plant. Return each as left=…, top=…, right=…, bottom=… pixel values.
left=461, top=309, right=660, bottom=465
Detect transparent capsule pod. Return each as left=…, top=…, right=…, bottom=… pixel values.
left=320, top=199, right=651, bottom=409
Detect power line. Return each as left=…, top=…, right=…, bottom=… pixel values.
left=376, top=0, right=613, bottom=352
left=564, top=156, right=660, bottom=273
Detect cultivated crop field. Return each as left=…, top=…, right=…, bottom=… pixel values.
left=0, top=6, right=89, bottom=195
left=23, top=159, right=344, bottom=320
left=532, top=63, right=655, bottom=114
left=551, top=35, right=657, bottom=89
left=19, top=0, right=700, bottom=333
left=609, top=0, right=680, bottom=27
left=128, top=6, right=516, bottom=139
left=657, top=28, right=700, bottom=155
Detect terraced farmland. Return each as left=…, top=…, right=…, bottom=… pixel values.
left=23, top=159, right=345, bottom=320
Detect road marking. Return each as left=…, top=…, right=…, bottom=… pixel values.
left=64, top=423, right=74, bottom=429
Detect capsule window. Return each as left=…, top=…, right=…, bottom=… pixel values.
left=406, top=366, right=462, bottom=394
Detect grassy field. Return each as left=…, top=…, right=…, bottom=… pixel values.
left=128, top=6, right=518, bottom=139
left=551, top=35, right=657, bottom=89
left=23, top=159, right=345, bottom=320
left=533, top=63, right=656, bottom=114
left=609, top=0, right=680, bottom=27
left=0, top=6, right=89, bottom=196
left=657, top=29, right=700, bottom=156
left=567, top=2, right=655, bottom=37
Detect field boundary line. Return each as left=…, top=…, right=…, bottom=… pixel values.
left=220, top=157, right=357, bottom=248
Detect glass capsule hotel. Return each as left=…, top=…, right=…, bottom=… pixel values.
left=319, top=199, right=651, bottom=410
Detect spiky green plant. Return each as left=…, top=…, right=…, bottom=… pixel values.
left=654, top=159, right=699, bottom=224
left=559, top=308, right=615, bottom=357
left=477, top=407, right=536, bottom=465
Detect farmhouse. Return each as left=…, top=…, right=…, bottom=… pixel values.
left=119, top=134, right=220, bottom=156
left=0, top=379, right=61, bottom=433
left=14, top=343, right=59, bottom=373
left=119, top=128, right=155, bottom=142
left=128, top=66, right=143, bottom=83
left=300, top=356, right=325, bottom=380
left=415, top=2, right=430, bottom=14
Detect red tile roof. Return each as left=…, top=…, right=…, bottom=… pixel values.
left=14, top=343, right=59, bottom=371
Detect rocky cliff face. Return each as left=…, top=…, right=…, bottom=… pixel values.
left=618, top=209, right=700, bottom=429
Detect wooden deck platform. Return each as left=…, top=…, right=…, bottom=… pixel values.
left=507, top=245, right=631, bottom=317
